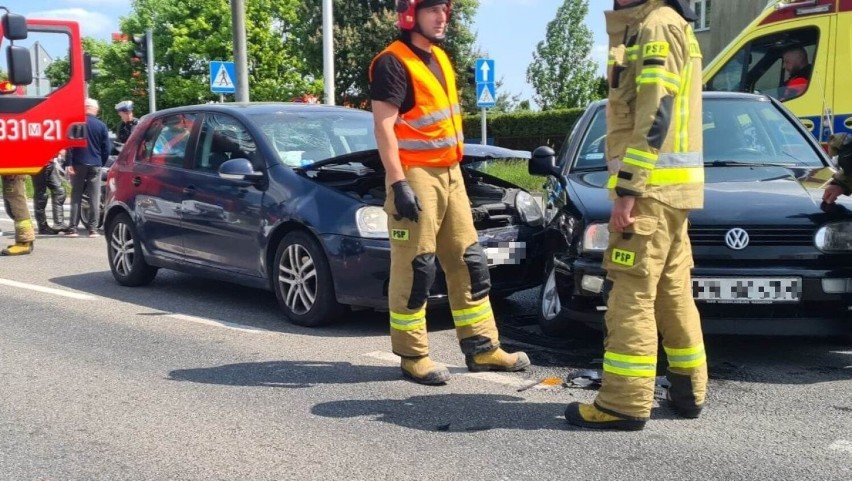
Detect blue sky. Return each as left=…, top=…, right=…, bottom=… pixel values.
left=5, top=0, right=610, bottom=103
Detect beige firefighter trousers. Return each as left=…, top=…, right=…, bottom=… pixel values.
left=2, top=175, right=35, bottom=243
left=595, top=197, right=707, bottom=420
left=385, top=164, right=499, bottom=358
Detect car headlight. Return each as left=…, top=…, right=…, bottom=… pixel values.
left=515, top=191, right=543, bottom=226
left=580, top=222, right=609, bottom=254
left=356, top=206, right=388, bottom=239
left=815, top=221, right=852, bottom=252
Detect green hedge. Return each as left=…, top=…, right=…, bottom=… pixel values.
left=463, top=108, right=584, bottom=152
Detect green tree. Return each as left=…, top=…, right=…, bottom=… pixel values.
left=121, top=0, right=320, bottom=111
left=526, top=0, right=598, bottom=110
left=294, top=0, right=480, bottom=111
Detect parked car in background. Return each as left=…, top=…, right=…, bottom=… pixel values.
left=103, top=103, right=544, bottom=326
left=529, top=92, right=852, bottom=337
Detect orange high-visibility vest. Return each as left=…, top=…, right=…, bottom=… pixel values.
left=371, top=41, right=464, bottom=168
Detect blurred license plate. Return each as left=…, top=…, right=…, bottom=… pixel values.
left=484, top=242, right=526, bottom=266
left=693, top=277, right=802, bottom=304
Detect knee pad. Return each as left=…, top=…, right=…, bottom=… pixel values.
left=463, top=243, right=491, bottom=301
left=407, top=253, right=437, bottom=309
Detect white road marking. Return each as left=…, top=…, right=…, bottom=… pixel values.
left=0, top=278, right=96, bottom=300
left=363, top=351, right=530, bottom=389
left=829, top=439, right=852, bottom=454
left=166, top=313, right=272, bottom=334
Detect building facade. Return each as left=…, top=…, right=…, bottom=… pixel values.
left=691, top=0, right=770, bottom=63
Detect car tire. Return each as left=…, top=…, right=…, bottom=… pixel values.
left=273, top=230, right=344, bottom=327
left=107, top=212, right=158, bottom=286
left=537, top=259, right=576, bottom=337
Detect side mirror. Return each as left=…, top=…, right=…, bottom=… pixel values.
left=218, top=158, right=264, bottom=183
left=2, top=13, right=28, bottom=41
left=6, top=45, right=33, bottom=85
left=529, top=145, right=557, bottom=177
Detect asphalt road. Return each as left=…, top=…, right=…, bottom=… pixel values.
left=1, top=219, right=850, bottom=480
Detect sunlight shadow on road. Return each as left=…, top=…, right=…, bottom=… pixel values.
left=312, top=394, right=572, bottom=432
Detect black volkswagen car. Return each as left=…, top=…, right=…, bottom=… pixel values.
left=103, top=103, right=544, bottom=327
left=529, top=92, right=852, bottom=336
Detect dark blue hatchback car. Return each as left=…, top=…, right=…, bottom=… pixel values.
left=103, top=103, right=545, bottom=326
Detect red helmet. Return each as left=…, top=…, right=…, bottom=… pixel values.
left=396, top=0, right=451, bottom=31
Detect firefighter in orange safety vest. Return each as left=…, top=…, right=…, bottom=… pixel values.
left=369, top=0, right=530, bottom=385
left=564, top=0, right=707, bottom=430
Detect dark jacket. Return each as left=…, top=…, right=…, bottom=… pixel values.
left=67, top=114, right=111, bottom=167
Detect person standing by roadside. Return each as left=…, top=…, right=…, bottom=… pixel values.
left=32, top=149, right=68, bottom=235
left=61, top=98, right=110, bottom=238
left=369, top=0, right=530, bottom=385
left=564, top=0, right=707, bottom=431
left=114, top=100, right=138, bottom=145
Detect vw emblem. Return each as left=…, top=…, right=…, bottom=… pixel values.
left=725, top=228, right=750, bottom=250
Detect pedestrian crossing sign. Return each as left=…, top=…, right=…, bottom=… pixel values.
left=476, top=82, right=496, bottom=107
left=210, top=60, right=236, bottom=94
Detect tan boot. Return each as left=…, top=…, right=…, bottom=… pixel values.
left=1, top=242, right=33, bottom=256
left=564, top=402, right=646, bottom=431
left=400, top=356, right=450, bottom=385
left=465, top=347, right=530, bottom=372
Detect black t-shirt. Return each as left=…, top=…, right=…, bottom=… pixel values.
left=116, top=118, right=139, bottom=144
left=369, top=39, right=448, bottom=115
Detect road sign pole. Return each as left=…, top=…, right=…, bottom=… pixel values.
left=481, top=108, right=487, bottom=145
left=146, top=28, right=156, bottom=112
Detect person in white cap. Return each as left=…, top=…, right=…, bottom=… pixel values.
left=114, top=100, right=138, bottom=144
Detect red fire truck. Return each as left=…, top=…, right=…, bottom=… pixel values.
left=1, top=8, right=87, bottom=174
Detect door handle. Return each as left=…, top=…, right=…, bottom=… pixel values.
left=132, top=176, right=142, bottom=186
left=183, top=186, right=197, bottom=196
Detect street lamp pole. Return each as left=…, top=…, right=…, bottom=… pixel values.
left=231, top=0, right=250, bottom=102
left=322, top=0, right=335, bottom=105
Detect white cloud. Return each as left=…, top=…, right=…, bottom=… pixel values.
left=27, top=8, right=114, bottom=37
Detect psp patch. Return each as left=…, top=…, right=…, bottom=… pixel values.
left=391, top=229, right=410, bottom=241
left=611, top=248, right=636, bottom=267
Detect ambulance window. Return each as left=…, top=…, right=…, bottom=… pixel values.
left=706, top=49, right=747, bottom=92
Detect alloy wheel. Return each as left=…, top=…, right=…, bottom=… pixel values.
left=277, top=244, right=318, bottom=315
left=110, top=221, right=135, bottom=277
left=541, top=265, right=562, bottom=321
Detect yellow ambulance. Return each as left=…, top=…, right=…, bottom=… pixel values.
left=703, top=0, right=852, bottom=142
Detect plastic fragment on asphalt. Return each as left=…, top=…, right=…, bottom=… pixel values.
left=516, top=376, right=566, bottom=392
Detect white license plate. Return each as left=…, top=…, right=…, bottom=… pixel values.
left=484, top=242, right=526, bottom=266
left=693, top=277, right=802, bottom=304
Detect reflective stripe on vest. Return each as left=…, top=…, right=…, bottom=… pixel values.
left=603, top=351, right=657, bottom=378
left=664, top=343, right=707, bottom=369
left=607, top=165, right=704, bottom=188
left=371, top=41, right=464, bottom=168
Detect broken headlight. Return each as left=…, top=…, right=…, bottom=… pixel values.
left=515, top=191, right=543, bottom=226
left=356, top=206, right=388, bottom=239
left=580, top=222, right=609, bottom=254
left=815, top=221, right=852, bottom=253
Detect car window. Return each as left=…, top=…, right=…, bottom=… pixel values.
left=194, top=114, right=261, bottom=173
left=252, top=110, right=376, bottom=167
left=140, top=113, right=196, bottom=167
left=570, top=98, right=824, bottom=170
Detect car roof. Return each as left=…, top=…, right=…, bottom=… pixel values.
left=141, top=102, right=369, bottom=120
left=587, top=91, right=773, bottom=109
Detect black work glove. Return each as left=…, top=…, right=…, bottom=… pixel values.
left=391, top=179, right=422, bottom=222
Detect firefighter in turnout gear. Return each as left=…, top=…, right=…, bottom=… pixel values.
left=564, top=0, right=707, bottom=430
left=369, top=0, right=530, bottom=385
left=823, top=133, right=852, bottom=204
left=1, top=175, right=35, bottom=256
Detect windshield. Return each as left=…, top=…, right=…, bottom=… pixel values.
left=573, top=98, right=825, bottom=171
left=252, top=109, right=377, bottom=167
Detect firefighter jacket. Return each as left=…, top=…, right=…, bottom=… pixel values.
left=370, top=41, right=464, bottom=168
left=604, top=0, right=704, bottom=209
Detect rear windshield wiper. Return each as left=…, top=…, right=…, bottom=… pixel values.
left=706, top=160, right=798, bottom=168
